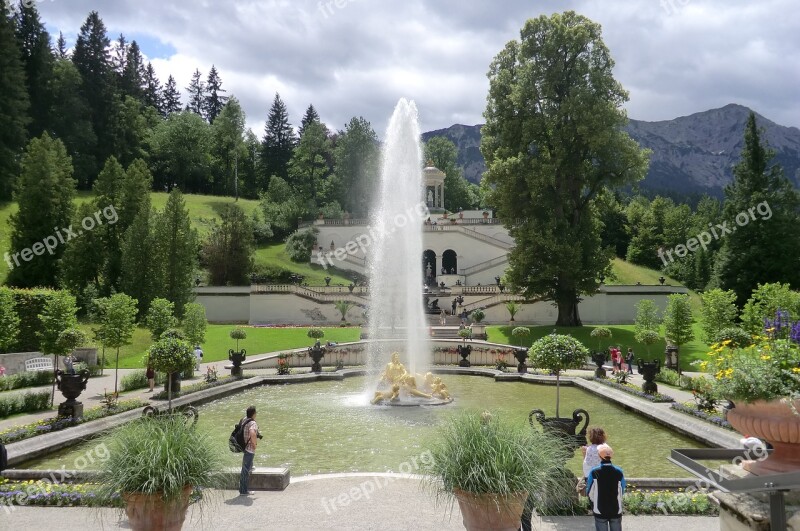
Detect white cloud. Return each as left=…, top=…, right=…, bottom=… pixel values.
left=37, top=0, right=800, bottom=136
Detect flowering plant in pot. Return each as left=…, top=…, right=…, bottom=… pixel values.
left=703, top=310, right=800, bottom=474
left=422, top=410, right=571, bottom=531
left=97, top=415, right=225, bottom=531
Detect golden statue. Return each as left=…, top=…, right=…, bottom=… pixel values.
left=379, top=352, right=408, bottom=386
left=430, top=376, right=451, bottom=400
left=371, top=384, right=401, bottom=405
left=400, top=373, right=432, bottom=399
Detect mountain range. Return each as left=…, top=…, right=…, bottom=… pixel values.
left=421, top=104, right=800, bottom=197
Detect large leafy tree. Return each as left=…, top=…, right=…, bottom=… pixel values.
left=154, top=189, right=199, bottom=316
left=424, top=137, right=475, bottom=212
left=120, top=201, right=162, bottom=316
left=481, top=12, right=649, bottom=326
left=181, top=302, right=207, bottom=347
left=288, top=119, right=330, bottom=204
left=333, top=116, right=379, bottom=216
left=0, top=2, right=30, bottom=200
left=148, top=111, right=212, bottom=192
left=14, top=2, right=54, bottom=139
left=7, top=135, right=76, bottom=287
left=714, top=113, right=800, bottom=306
left=211, top=97, right=245, bottom=196
left=259, top=92, right=296, bottom=189
left=201, top=203, right=254, bottom=286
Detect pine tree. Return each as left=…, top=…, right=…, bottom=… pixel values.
left=121, top=200, right=161, bottom=316
left=142, top=62, right=162, bottom=112
left=154, top=189, right=199, bottom=316
left=0, top=2, right=30, bottom=200
left=162, top=75, right=182, bottom=116
left=111, top=33, right=127, bottom=76
left=241, top=129, right=260, bottom=198
left=93, top=156, right=126, bottom=293
left=201, top=204, right=254, bottom=286
left=59, top=201, right=104, bottom=294
left=185, top=68, right=205, bottom=118
left=72, top=11, right=114, bottom=188
left=49, top=58, right=97, bottom=188
left=204, top=65, right=227, bottom=123
left=55, top=31, right=68, bottom=59
left=119, top=158, right=153, bottom=231
left=259, top=92, right=296, bottom=189
left=14, top=2, right=54, bottom=139
left=7, top=135, right=76, bottom=288
left=716, top=113, right=800, bottom=306
left=333, top=116, right=379, bottom=216
left=120, top=40, right=145, bottom=100
left=299, top=104, right=320, bottom=137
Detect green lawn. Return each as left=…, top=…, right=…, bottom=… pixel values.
left=486, top=322, right=709, bottom=372
left=81, top=324, right=362, bottom=369
left=253, top=242, right=354, bottom=286
left=609, top=257, right=701, bottom=310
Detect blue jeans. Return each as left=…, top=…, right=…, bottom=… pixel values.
left=239, top=451, right=254, bottom=494
left=594, top=516, right=622, bottom=531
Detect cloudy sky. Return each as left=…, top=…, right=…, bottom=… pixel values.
left=34, top=0, right=800, bottom=137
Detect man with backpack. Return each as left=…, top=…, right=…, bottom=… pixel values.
left=236, top=405, right=259, bottom=496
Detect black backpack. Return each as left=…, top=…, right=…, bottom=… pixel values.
left=229, top=418, right=254, bottom=453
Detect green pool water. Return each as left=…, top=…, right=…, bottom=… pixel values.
left=27, top=376, right=703, bottom=477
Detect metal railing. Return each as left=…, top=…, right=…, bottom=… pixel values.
left=459, top=255, right=509, bottom=276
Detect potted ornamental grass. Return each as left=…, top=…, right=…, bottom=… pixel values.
left=97, top=415, right=225, bottom=531
left=422, top=410, right=571, bottom=531
left=703, top=310, right=800, bottom=475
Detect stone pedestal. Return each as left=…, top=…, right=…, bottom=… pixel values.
left=57, top=400, right=84, bottom=419
left=711, top=465, right=800, bottom=530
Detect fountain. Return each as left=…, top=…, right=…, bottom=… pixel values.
left=366, top=99, right=445, bottom=405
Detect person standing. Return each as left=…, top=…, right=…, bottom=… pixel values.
left=439, top=308, right=446, bottom=326
left=582, top=427, right=607, bottom=480
left=625, top=348, right=635, bottom=375
left=194, top=345, right=203, bottom=372
left=238, top=405, right=259, bottom=496
left=586, top=444, right=626, bottom=531
left=146, top=365, right=155, bottom=392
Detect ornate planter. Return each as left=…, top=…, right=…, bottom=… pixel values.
left=55, top=369, right=90, bottom=419
left=457, top=344, right=472, bottom=367
left=591, top=352, right=608, bottom=378
left=454, top=489, right=528, bottom=531
left=513, top=347, right=529, bottom=374
left=664, top=345, right=679, bottom=370
left=637, top=359, right=660, bottom=394
left=123, top=485, right=192, bottom=531
left=309, top=344, right=326, bottom=373
left=228, top=349, right=246, bottom=378
left=529, top=408, right=590, bottom=452
left=727, top=399, right=800, bottom=475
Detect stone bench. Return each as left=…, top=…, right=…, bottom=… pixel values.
left=24, top=357, right=53, bottom=372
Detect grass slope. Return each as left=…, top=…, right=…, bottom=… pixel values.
left=486, top=323, right=708, bottom=372
left=81, top=324, right=362, bottom=369
left=254, top=243, right=354, bottom=285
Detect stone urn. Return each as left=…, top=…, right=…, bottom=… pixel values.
left=664, top=345, right=679, bottom=370
left=457, top=344, right=472, bottom=367
left=228, top=349, right=246, bottom=378
left=309, top=343, right=326, bottom=373
left=529, top=408, right=590, bottom=453
left=727, top=399, right=800, bottom=475
left=55, top=369, right=90, bottom=419
left=591, top=352, right=608, bottom=378
left=637, top=358, right=661, bottom=394
left=513, top=347, right=529, bottom=374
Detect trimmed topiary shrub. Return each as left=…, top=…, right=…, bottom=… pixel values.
left=285, top=227, right=319, bottom=263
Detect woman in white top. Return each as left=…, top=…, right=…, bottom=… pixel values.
left=581, top=427, right=607, bottom=478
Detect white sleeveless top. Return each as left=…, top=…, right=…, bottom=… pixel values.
left=583, top=444, right=602, bottom=478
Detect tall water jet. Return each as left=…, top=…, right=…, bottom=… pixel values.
left=367, top=99, right=429, bottom=377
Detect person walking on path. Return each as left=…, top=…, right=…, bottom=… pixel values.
left=625, top=348, right=635, bottom=375
left=194, top=345, right=203, bottom=372
left=439, top=309, right=446, bottom=326
left=146, top=365, right=155, bottom=392
left=587, top=444, right=626, bottom=531
left=238, top=405, right=260, bottom=496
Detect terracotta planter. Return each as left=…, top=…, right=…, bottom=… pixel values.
left=123, top=485, right=192, bottom=531
left=454, top=489, right=528, bottom=531
left=727, top=399, right=800, bottom=475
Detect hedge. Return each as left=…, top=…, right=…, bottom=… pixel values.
left=0, top=390, right=51, bottom=418
left=120, top=370, right=165, bottom=392
left=0, top=370, right=53, bottom=392
left=8, top=288, right=61, bottom=353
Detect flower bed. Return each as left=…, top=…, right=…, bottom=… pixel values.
left=0, top=399, right=146, bottom=445
left=544, top=489, right=717, bottom=516
left=589, top=377, right=674, bottom=402
left=671, top=402, right=734, bottom=430
left=151, top=375, right=247, bottom=400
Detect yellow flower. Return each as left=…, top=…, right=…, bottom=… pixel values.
left=761, top=355, right=771, bottom=361
left=792, top=368, right=800, bottom=374
left=721, top=339, right=731, bottom=346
